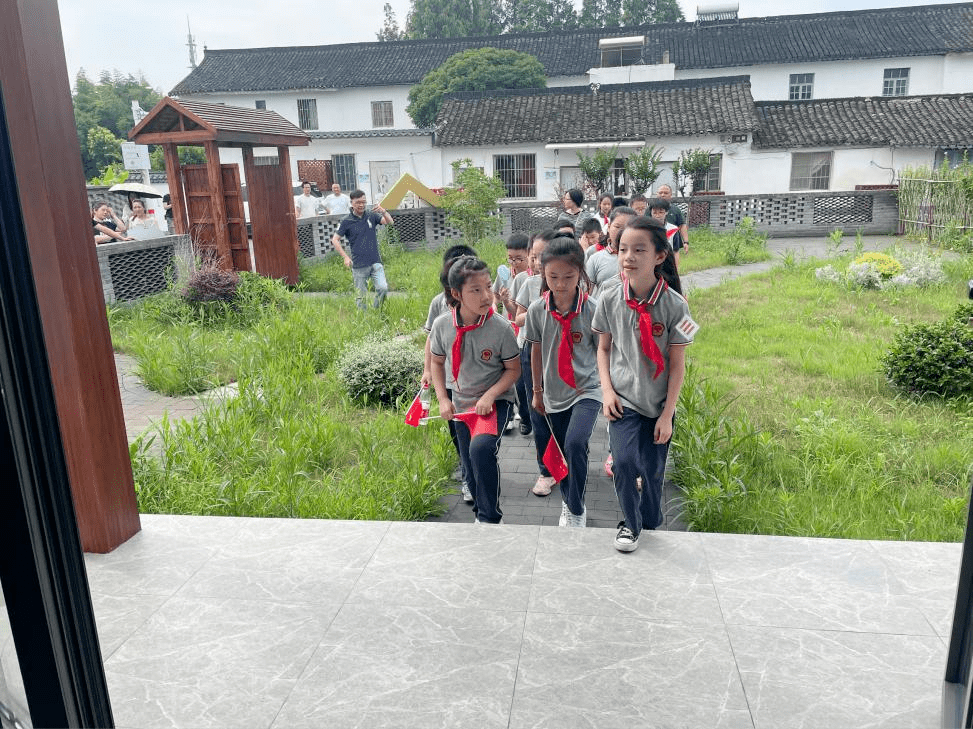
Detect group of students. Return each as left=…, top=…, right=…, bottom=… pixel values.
left=421, top=195, right=697, bottom=553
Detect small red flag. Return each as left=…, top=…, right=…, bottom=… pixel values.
left=542, top=436, right=569, bottom=483
left=404, top=389, right=428, bottom=427
left=452, top=409, right=498, bottom=438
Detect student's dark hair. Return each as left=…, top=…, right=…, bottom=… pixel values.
left=597, top=192, right=614, bottom=207
left=539, top=236, right=591, bottom=295
left=612, top=196, right=628, bottom=208
left=445, top=256, right=490, bottom=308
left=91, top=199, right=108, bottom=212
left=531, top=229, right=560, bottom=248
left=630, top=194, right=648, bottom=205
left=565, top=188, right=584, bottom=207
left=580, top=217, right=602, bottom=235
left=609, top=205, right=637, bottom=222
left=506, top=232, right=529, bottom=250
left=556, top=221, right=577, bottom=237
left=648, top=197, right=670, bottom=212
left=349, top=189, right=366, bottom=200
left=622, top=217, right=682, bottom=296
left=439, top=244, right=477, bottom=290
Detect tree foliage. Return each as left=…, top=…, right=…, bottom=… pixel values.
left=672, top=148, right=713, bottom=196
left=73, top=70, right=162, bottom=180
left=576, top=146, right=618, bottom=196
left=376, top=3, right=405, bottom=40
left=405, top=0, right=502, bottom=39
left=505, top=0, right=577, bottom=33
left=407, top=48, right=546, bottom=127
left=439, top=159, right=507, bottom=245
left=624, top=144, right=663, bottom=196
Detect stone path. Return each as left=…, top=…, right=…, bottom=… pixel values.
left=116, top=234, right=905, bottom=527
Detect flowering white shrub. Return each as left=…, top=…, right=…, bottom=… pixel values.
left=815, top=247, right=945, bottom=290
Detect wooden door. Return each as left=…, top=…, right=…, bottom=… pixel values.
left=182, top=163, right=250, bottom=272
left=245, top=155, right=299, bottom=284
left=221, top=164, right=250, bottom=272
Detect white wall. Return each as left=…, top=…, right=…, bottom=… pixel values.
left=674, top=55, right=968, bottom=100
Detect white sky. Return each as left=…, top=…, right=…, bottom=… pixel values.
left=58, top=0, right=969, bottom=95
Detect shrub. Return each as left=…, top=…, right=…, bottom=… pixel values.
left=882, top=316, right=973, bottom=399
left=336, top=336, right=423, bottom=407
left=181, top=266, right=239, bottom=304
left=854, top=252, right=903, bottom=279
left=816, top=248, right=945, bottom=290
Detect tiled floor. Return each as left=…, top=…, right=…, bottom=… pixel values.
left=77, top=514, right=960, bottom=729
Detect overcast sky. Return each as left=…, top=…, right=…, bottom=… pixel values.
left=58, top=0, right=967, bottom=95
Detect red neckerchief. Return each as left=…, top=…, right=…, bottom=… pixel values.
left=451, top=308, right=492, bottom=381
left=544, top=289, right=587, bottom=388
left=624, top=278, right=667, bottom=380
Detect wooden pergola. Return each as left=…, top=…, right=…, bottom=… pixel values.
left=129, top=97, right=310, bottom=284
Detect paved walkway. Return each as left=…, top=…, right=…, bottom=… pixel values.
left=115, top=234, right=905, bottom=528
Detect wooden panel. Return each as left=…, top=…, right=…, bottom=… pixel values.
left=1, top=0, right=138, bottom=552
left=182, top=164, right=218, bottom=262
left=297, top=159, right=332, bottom=188
left=220, top=164, right=250, bottom=272
left=245, top=147, right=299, bottom=284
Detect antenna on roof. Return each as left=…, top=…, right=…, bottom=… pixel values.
left=187, top=17, right=198, bottom=69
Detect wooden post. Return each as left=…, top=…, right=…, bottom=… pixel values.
left=278, top=145, right=299, bottom=259
left=163, top=142, right=187, bottom=234
left=204, top=139, right=231, bottom=267
left=1, top=0, right=139, bottom=552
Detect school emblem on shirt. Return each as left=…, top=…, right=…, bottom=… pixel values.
left=481, top=349, right=493, bottom=361
left=652, top=322, right=665, bottom=337
left=571, top=331, right=583, bottom=344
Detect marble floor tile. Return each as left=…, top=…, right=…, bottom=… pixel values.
left=105, top=595, right=339, bottom=729
left=90, top=592, right=170, bottom=658
left=528, top=529, right=724, bottom=625
left=509, top=612, right=749, bottom=729
left=177, top=519, right=390, bottom=604
left=728, top=625, right=945, bottom=729
left=84, top=515, right=247, bottom=597
left=271, top=603, right=525, bottom=729
left=347, top=521, right=539, bottom=611
left=870, top=539, right=962, bottom=639
left=701, top=533, right=934, bottom=634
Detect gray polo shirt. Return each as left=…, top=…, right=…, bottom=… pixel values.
left=524, top=292, right=602, bottom=413
left=585, top=248, right=619, bottom=297
left=423, top=291, right=450, bottom=332
left=429, top=310, right=519, bottom=412
left=592, top=278, right=696, bottom=418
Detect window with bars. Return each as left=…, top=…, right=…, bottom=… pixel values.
left=790, top=151, right=832, bottom=191
left=332, top=154, right=357, bottom=192
left=789, top=73, right=814, bottom=100
left=695, top=154, right=722, bottom=192
left=255, top=100, right=266, bottom=110
left=297, top=98, right=318, bottom=130
left=494, top=154, right=536, bottom=198
left=934, top=148, right=973, bottom=169
left=371, top=101, right=394, bottom=128
left=883, top=68, right=909, bottom=97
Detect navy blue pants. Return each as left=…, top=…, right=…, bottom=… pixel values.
left=546, top=398, right=601, bottom=516
left=520, top=343, right=551, bottom=477
left=609, top=407, right=672, bottom=535
left=453, top=399, right=513, bottom=524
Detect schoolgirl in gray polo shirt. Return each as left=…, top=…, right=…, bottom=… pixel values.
left=429, top=257, right=520, bottom=524
left=523, top=238, right=602, bottom=527
left=592, top=218, right=697, bottom=553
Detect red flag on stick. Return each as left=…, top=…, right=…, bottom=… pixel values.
left=452, top=409, right=498, bottom=438
left=404, top=388, right=429, bottom=427
left=542, top=436, right=569, bottom=483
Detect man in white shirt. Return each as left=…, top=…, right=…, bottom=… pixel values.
left=294, top=181, right=319, bottom=218
left=323, top=183, right=351, bottom=216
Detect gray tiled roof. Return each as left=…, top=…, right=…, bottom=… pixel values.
left=170, top=3, right=973, bottom=95
left=310, top=128, right=434, bottom=139
left=753, top=94, right=973, bottom=148
left=435, top=77, right=758, bottom=145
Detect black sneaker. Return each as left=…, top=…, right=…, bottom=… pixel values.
left=519, top=420, right=532, bottom=436
left=614, top=522, right=638, bottom=552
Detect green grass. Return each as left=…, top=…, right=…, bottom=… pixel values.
left=675, top=252, right=973, bottom=541
left=679, top=223, right=773, bottom=274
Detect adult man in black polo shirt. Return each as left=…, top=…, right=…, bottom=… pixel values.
left=657, top=184, right=689, bottom=254
left=331, top=189, right=394, bottom=310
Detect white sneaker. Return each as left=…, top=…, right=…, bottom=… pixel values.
left=614, top=522, right=638, bottom=552
left=566, top=508, right=587, bottom=528
left=461, top=482, right=474, bottom=503
left=558, top=502, right=569, bottom=527
left=532, top=475, right=556, bottom=496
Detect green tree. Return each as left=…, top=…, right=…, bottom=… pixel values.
left=73, top=69, right=162, bottom=179
left=407, top=47, right=546, bottom=127
left=439, top=159, right=507, bottom=245
left=624, top=144, right=663, bottom=196
left=620, top=0, right=683, bottom=25
left=86, top=125, right=124, bottom=177
left=148, top=145, right=208, bottom=171
left=576, top=145, right=618, bottom=197
left=505, top=0, right=577, bottom=33
left=672, top=148, right=713, bottom=196
left=405, top=0, right=502, bottom=38
left=376, top=2, right=405, bottom=40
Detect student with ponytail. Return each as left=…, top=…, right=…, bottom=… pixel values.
left=523, top=237, right=601, bottom=527
left=429, top=256, right=521, bottom=524
left=592, top=218, right=698, bottom=552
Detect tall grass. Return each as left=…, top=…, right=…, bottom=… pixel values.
left=679, top=219, right=772, bottom=273
left=675, top=252, right=973, bottom=541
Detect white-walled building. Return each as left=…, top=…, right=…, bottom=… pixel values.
left=169, top=2, right=973, bottom=200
